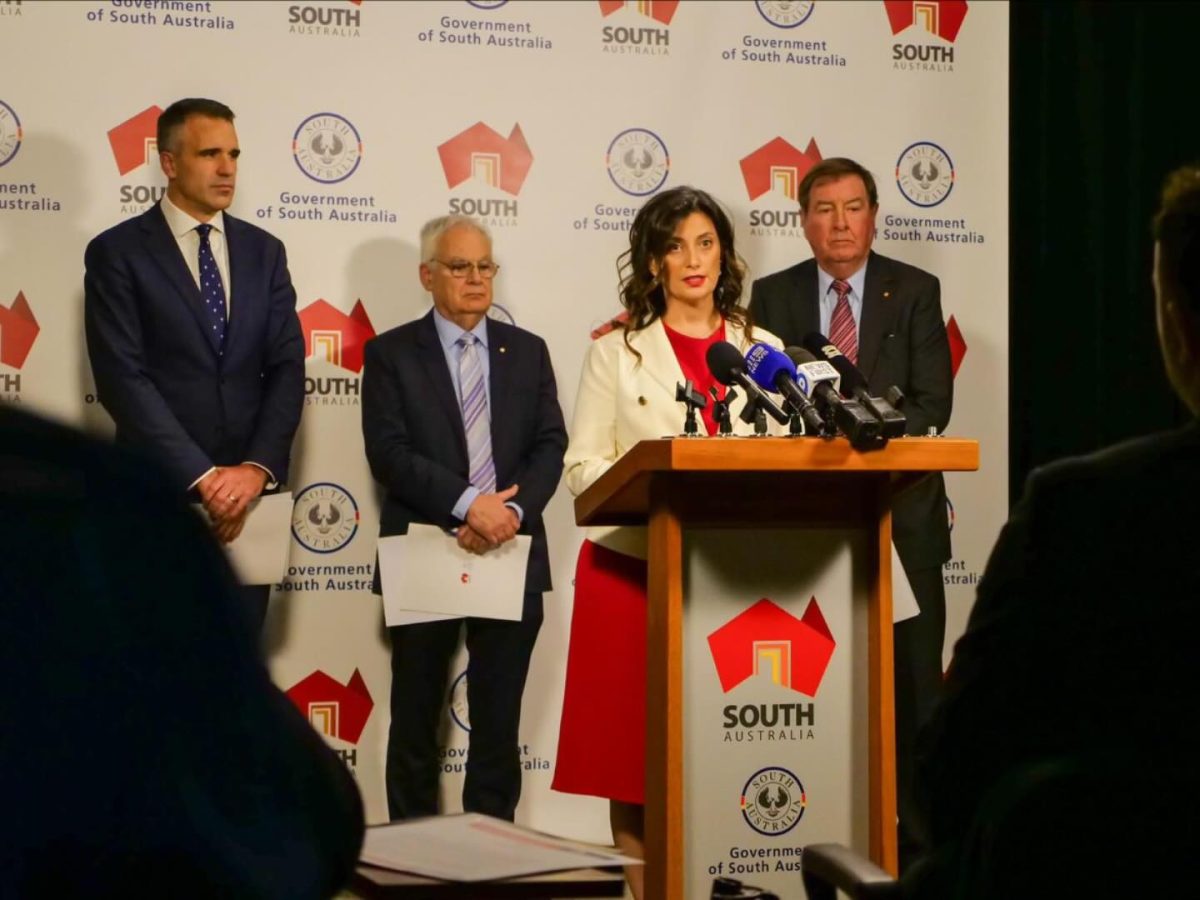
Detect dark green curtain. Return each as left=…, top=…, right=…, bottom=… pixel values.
left=1009, top=1, right=1200, bottom=504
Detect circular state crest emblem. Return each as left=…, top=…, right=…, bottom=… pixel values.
left=755, top=1, right=816, bottom=29
left=449, top=671, right=471, bottom=731
left=291, top=482, right=359, bottom=553
left=896, top=141, right=955, bottom=208
left=0, top=100, right=23, bottom=168
left=293, top=113, right=363, bottom=184
left=740, top=766, right=807, bottom=836
left=606, top=128, right=670, bottom=197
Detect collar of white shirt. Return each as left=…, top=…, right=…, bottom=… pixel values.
left=160, top=193, right=226, bottom=239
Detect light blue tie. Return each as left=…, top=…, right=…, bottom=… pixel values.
left=195, top=223, right=227, bottom=355
left=458, top=334, right=496, bottom=494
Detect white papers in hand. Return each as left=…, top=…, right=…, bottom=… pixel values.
left=359, top=813, right=641, bottom=881
left=378, top=524, right=531, bottom=627
left=194, top=492, right=292, bottom=586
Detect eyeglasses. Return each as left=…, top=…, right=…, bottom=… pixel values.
left=432, top=259, right=501, bottom=280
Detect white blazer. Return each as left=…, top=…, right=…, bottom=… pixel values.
left=565, top=317, right=784, bottom=558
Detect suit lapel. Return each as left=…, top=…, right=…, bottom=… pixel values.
left=487, top=320, right=515, bottom=471
left=222, top=214, right=254, bottom=362
left=858, top=252, right=892, bottom=381
left=632, top=319, right=687, bottom=400
left=416, top=312, right=468, bottom=457
left=141, top=205, right=220, bottom=355
left=792, top=260, right=821, bottom=346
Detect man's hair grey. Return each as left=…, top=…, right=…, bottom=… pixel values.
left=419, top=215, right=492, bottom=264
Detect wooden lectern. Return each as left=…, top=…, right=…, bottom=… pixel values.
left=574, top=437, right=979, bottom=900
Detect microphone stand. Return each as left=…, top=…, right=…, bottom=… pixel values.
left=676, top=380, right=707, bottom=437
left=739, top=391, right=769, bottom=436
left=710, top=386, right=736, bottom=436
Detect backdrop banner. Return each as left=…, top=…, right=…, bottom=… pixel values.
left=0, top=0, right=1008, bottom=844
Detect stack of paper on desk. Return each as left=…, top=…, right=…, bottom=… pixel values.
left=359, top=813, right=640, bottom=881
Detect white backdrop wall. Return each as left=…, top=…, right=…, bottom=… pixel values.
left=0, top=0, right=1008, bottom=843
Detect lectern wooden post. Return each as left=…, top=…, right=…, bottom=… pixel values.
left=575, top=437, right=979, bottom=900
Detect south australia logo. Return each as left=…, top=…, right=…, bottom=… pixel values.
left=438, top=121, right=533, bottom=225
left=740, top=135, right=823, bottom=236
left=885, top=0, right=967, bottom=71
left=599, top=0, right=677, bottom=56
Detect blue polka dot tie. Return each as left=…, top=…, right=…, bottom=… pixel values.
left=195, top=223, right=227, bottom=354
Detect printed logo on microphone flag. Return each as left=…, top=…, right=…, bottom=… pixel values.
left=707, top=597, right=835, bottom=697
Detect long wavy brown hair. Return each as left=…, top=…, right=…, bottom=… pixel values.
left=617, top=186, right=753, bottom=359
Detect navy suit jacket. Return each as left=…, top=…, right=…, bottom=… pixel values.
left=84, top=203, right=304, bottom=490
left=750, top=251, right=954, bottom=570
left=361, top=310, right=567, bottom=596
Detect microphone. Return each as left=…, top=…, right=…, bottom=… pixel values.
left=800, top=333, right=907, bottom=438
left=705, top=341, right=790, bottom=426
left=785, top=347, right=884, bottom=450
left=742, top=343, right=827, bottom=436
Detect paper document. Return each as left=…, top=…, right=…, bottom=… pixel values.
left=891, top=541, right=920, bottom=623
left=378, top=524, right=531, bottom=627
left=360, top=813, right=641, bottom=881
left=194, top=492, right=292, bottom=585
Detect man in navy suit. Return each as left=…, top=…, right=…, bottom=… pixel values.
left=361, top=215, right=566, bottom=821
left=85, top=98, right=304, bottom=629
left=749, top=157, right=954, bottom=870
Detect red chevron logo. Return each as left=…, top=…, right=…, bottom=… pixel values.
left=438, top=122, right=533, bottom=197
left=0, top=291, right=39, bottom=369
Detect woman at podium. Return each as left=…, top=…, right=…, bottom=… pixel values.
left=551, top=186, right=783, bottom=898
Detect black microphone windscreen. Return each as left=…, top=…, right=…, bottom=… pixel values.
left=785, top=346, right=819, bottom=366
left=800, top=332, right=835, bottom=356
left=801, top=333, right=869, bottom=394
left=706, top=341, right=746, bottom=386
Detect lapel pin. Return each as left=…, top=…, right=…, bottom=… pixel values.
left=499, top=345, right=507, bottom=354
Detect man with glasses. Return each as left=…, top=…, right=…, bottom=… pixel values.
left=362, top=214, right=567, bottom=821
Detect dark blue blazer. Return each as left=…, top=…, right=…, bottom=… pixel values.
left=84, top=203, right=304, bottom=490
left=361, top=311, right=567, bottom=596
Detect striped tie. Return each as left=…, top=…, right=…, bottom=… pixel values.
left=458, top=334, right=496, bottom=494
left=828, top=279, right=858, bottom=365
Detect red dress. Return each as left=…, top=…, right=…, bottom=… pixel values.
left=552, top=322, right=726, bottom=803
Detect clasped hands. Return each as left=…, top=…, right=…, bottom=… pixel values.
left=197, top=464, right=268, bottom=544
left=457, top=484, right=520, bottom=555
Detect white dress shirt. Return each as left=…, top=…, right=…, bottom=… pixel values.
left=160, top=194, right=231, bottom=316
